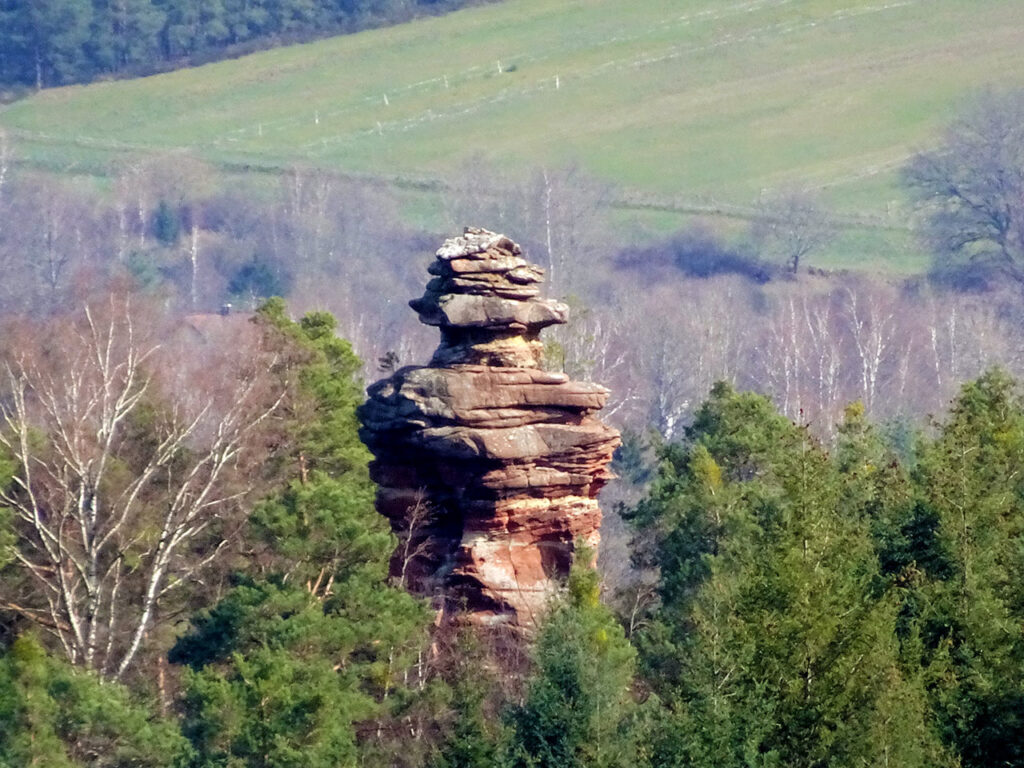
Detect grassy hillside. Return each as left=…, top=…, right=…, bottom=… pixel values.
left=2, top=0, right=1023, bottom=270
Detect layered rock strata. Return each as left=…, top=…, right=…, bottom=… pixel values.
left=358, top=228, right=620, bottom=628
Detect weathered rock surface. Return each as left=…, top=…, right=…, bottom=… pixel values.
left=359, top=228, right=620, bottom=628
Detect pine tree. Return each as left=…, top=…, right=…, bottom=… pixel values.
left=27, top=0, right=95, bottom=87
left=913, top=369, right=1024, bottom=767
left=172, top=579, right=426, bottom=768
left=89, top=0, right=165, bottom=72
left=632, top=383, right=949, bottom=768
left=173, top=300, right=432, bottom=768
left=245, top=299, right=387, bottom=588
left=0, top=634, right=187, bottom=767
left=502, top=552, right=644, bottom=768
left=429, top=629, right=502, bottom=768
left=152, top=199, right=181, bottom=245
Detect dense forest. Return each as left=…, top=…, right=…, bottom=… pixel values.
left=0, top=0, right=485, bottom=91
left=2, top=293, right=1024, bottom=767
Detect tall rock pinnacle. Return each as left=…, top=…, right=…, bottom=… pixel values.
left=358, top=228, right=620, bottom=628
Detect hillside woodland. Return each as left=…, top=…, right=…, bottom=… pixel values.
left=3, top=294, right=1024, bottom=767
left=2, top=38, right=1024, bottom=768
left=0, top=0, right=487, bottom=92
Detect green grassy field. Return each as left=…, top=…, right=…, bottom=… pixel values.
left=2, top=0, right=1023, bottom=271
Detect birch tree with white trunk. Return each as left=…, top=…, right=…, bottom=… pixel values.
left=840, top=283, right=899, bottom=417
left=0, top=130, right=10, bottom=215
left=0, top=299, right=284, bottom=679
left=758, top=287, right=845, bottom=434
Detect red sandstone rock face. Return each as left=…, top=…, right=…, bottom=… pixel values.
left=358, top=228, right=620, bottom=628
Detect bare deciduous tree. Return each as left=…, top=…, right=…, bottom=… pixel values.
left=626, top=279, right=749, bottom=439
left=904, top=89, right=1024, bottom=281
left=757, top=285, right=846, bottom=432
left=395, top=490, right=434, bottom=592
left=441, top=158, right=614, bottom=298
left=0, top=298, right=284, bottom=678
left=840, top=283, right=899, bottom=417
left=0, top=130, right=10, bottom=217
left=751, top=186, right=835, bottom=274
left=544, top=298, right=637, bottom=418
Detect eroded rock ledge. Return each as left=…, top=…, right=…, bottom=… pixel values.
left=358, top=228, right=620, bottom=628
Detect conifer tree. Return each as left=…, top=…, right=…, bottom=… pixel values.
left=913, top=369, right=1024, bottom=767
left=25, top=0, right=95, bottom=86
left=429, top=629, right=502, bottom=768
left=502, top=551, right=644, bottom=768
left=0, top=634, right=187, bottom=767
left=245, top=299, right=388, bottom=589
left=632, top=383, right=949, bottom=768
left=173, top=300, right=432, bottom=768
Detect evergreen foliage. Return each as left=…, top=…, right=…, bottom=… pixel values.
left=172, top=299, right=432, bottom=768
left=502, top=551, right=643, bottom=768
left=912, top=369, right=1024, bottom=767
left=0, top=634, right=188, bottom=767
left=152, top=200, right=181, bottom=246
left=428, top=630, right=502, bottom=768
left=246, top=298, right=387, bottom=583
left=630, top=383, right=950, bottom=768
left=226, top=258, right=292, bottom=303
left=172, top=579, right=419, bottom=768
left=0, top=0, right=484, bottom=90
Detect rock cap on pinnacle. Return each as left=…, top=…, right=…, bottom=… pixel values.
left=411, top=227, right=568, bottom=368
left=435, top=227, right=522, bottom=261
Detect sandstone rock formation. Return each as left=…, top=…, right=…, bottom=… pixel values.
left=358, top=228, right=620, bottom=628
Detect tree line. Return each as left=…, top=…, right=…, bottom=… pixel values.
left=2, top=137, right=1024, bottom=448
left=0, top=0, right=481, bottom=91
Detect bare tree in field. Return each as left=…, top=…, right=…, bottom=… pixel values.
left=751, top=187, right=835, bottom=274
left=0, top=298, right=284, bottom=679
left=904, top=89, right=1024, bottom=282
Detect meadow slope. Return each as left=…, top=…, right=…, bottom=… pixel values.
left=2, top=0, right=1023, bottom=269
